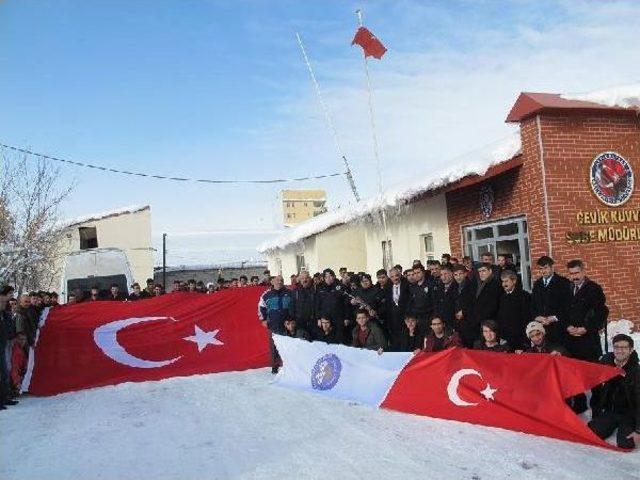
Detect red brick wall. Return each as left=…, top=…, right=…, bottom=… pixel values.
left=446, top=111, right=640, bottom=327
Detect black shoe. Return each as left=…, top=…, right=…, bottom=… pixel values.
left=0, top=404, right=6, bottom=411
left=271, top=366, right=279, bottom=374
left=4, top=399, right=18, bottom=406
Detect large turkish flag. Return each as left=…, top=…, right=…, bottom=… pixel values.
left=24, top=288, right=270, bottom=396
left=381, top=348, right=622, bottom=450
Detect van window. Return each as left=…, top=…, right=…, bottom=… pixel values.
left=67, top=274, right=128, bottom=300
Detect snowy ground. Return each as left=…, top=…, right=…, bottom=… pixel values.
left=1, top=369, right=638, bottom=480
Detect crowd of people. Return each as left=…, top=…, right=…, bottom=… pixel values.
left=0, top=253, right=638, bottom=448
left=257, top=253, right=639, bottom=449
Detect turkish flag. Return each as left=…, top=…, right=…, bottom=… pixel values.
left=24, top=288, right=270, bottom=396
left=382, top=348, right=622, bottom=450
left=352, top=26, right=387, bottom=59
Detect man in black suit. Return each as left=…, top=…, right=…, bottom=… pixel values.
left=315, top=269, right=350, bottom=344
left=531, top=256, right=572, bottom=346
left=470, top=262, right=502, bottom=342
left=564, top=259, right=608, bottom=413
left=387, top=267, right=410, bottom=349
left=406, top=265, right=433, bottom=332
left=431, top=264, right=457, bottom=329
left=496, top=270, right=532, bottom=351
left=452, top=264, right=475, bottom=347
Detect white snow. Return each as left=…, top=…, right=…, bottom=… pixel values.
left=562, top=83, right=640, bottom=110
left=1, top=368, right=638, bottom=480
left=258, top=133, right=522, bottom=252
left=62, top=205, right=150, bottom=228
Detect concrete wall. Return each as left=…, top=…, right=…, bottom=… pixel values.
left=364, top=193, right=451, bottom=273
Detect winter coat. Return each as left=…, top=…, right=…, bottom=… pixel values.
left=453, top=279, right=476, bottom=347
left=107, top=292, right=128, bottom=301
left=14, top=306, right=38, bottom=346
left=313, top=328, right=340, bottom=345
left=591, top=351, right=640, bottom=428
left=10, top=341, right=28, bottom=390
left=386, top=279, right=411, bottom=340
left=471, top=276, right=502, bottom=325
left=315, top=282, right=350, bottom=341
left=395, top=326, right=426, bottom=352
left=406, top=281, right=433, bottom=320
left=563, top=279, right=607, bottom=361
left=352, top=322, right=387, bottom=351
left=353, top=286, right=381, bottom=316
left=531, top=274, right=572, bottom=345
left=373, top=283, right=391, bottom=325
left=496, top=288, right=532, bottom=351
left=290, top=286, right=316, bottom=331
left=525, top=341, right=568, bottom=356
left=423, top=328, right=462, bottom=353
left=258, top=287, right=293, bottom=331
left=431, top=281, right=458, bottom=328
left=473, top=338, right=511, bottom=353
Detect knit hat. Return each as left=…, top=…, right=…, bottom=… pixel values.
left=526, top=321, right=545, bottom=338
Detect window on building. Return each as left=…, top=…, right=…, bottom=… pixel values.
left=382, top=240, right=393, bottom=270
left=304, top=202, right=308, bottom=207
left=79, top=227, right=98, bottom=249
left=313, top=201, right=324, bottom=208
left=296, top=254, right=306, bottom=273
left=420, top=233, right=435, bottom=261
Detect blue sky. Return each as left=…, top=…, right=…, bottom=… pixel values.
left=1, top=1, right=639, bottom=265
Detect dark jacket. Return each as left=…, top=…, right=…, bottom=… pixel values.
left=453, top=278, right=476, bottom=347
left=313, top=328, right=340, bottom=345
left=431, top=280, right=458, bottom=328
left=496, top=288, right=532, bottom=351
left=259, top=287, right=293, bottom=331
left=373, top=283, right=391, bottom=324
left=290, top=286, right=316, bottom=331
left=353, top=286, right=380, bottom=316
left=15, top=306, right=38, bottom=346
left=525, top=341, right=568, bottom=356
left=473, top=338, right=511, bottom=353
left=424, top=328, right=462, bottom=352
left=315, top=282, right=349, bottom=341
left=406, top=280, right=433, bottom=319
left=282, top=326, right=310, bottom=341
left=396, top=326, right=426, bottom=352
left=591, top=351, right=640, bottom=428
left=387, top=279, right=411, bottom=338
left=352, top=322, right=387, bottom=351
left=531, top=274, right=572, bottom=344
left=471, top=276, right=502, bottom=325
left=107, top=292, right=128, bottom=301
left=563, top=279, right=607, bottom=361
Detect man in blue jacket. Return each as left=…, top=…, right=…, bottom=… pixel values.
left=258, top=275, right=292, bottom=374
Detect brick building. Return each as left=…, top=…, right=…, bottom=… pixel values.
left=446, top=92, right=639, bottom=323
left=261, top=86, right=639, bottom=327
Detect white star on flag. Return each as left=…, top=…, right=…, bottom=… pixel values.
left=480, top=384, right=498, bottom=401
left=183, top=325, right=224, bottom=352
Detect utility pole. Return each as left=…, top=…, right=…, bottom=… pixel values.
left=162, top=233, right=167, bottom=290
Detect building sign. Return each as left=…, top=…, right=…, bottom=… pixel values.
left=566, top=208, right=640, bottom=244
left=590, top=152, right=634, bottom=207
left=479, top=185, right=494, bottom=219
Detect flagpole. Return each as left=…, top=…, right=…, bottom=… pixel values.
left=355, top=9, right=391, bottom=262
left=295, top=32, right=361, bottom=202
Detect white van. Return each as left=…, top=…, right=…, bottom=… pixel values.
left=61, top=248, right=134, bottom=302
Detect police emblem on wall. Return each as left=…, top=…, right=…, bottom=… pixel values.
left=590, top=152, right=634, bottom=207
left=479, top=185, right=494, bottom=219
left=311, top=353, right=342, bottom=391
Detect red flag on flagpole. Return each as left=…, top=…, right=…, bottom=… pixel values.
left=352, top=26, right=387, bottom=59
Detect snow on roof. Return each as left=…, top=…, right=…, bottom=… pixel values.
left=561, top=83, right=640, bottom=110
left=63, top=205, right=150, bottom=228
left=258, top=133, right=521, bottom=253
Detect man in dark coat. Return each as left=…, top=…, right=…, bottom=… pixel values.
left=15, top=294, right=38, bottom=347
left=289, top=271, right=316, bottom=334
left=395, top=315, right=425, bottom=353
left=258, top=275, right=293, bottom=373
left=281, top=317, right=310, bottom=341
left=386, top=267, right=410, bottom=349
left=589, top=334, right=640, bottom=450
left=496, top=270, right=532, bottom=351
left=452, top=264, right=476, bottom=348
left=406, top=265, right=433, bottom=332
left=531, top=256, right=572, bottom=346
left=315, top=269, right=350, bottom=344
left=563, top=259, right=607, bottom=362
left=313, top=317, right=340, bottom=344
left=470, top=263, right=502, bottom=343
left=374, top=269, right=391, bottom=331
left=522, top=321, right=568, bottom=355
left=107, top=284, right=127, bottom=301
left=430, top=264, right=457, bottom=329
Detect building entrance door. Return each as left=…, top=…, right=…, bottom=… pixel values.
left=463, top=216, right=532, bottom=291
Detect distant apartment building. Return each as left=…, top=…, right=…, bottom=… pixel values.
left=282, top=189, right=327, bottom=227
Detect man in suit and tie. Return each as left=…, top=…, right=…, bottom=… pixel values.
left=452, top=264, right=476, bottom=347
left=387, top=267, right=410, bottom=349
left=531, top=256, right=572, bottom=346
left=564, top=259, right=608, bottom=413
